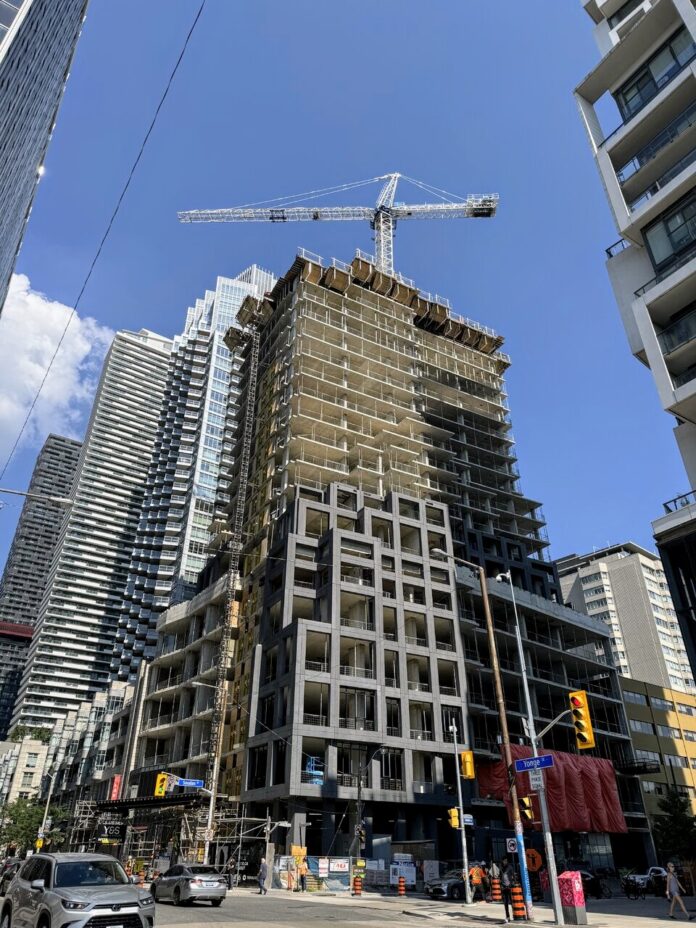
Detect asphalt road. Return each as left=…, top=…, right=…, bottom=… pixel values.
left=153, top=886, right=696, bottom=928
left=153, top=888, right=421, bottom=928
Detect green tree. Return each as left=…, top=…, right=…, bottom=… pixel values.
left=8, top=727, right=52, bottom=745
left=651, top=789, right=696, bottom=862
left=0, top=799, right=64, bottom=853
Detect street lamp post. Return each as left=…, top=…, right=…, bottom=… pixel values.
left=497, top=572, right=564, bottom=926
left=431, top=549, right=533, bottom=920
left=0, top=487, right=73, bottom=507
left=40, top=773, right=56, bottom=844
left=352, top=745, right=384, bottom=857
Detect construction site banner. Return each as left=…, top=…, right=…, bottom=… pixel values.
left=477, top=745, right=627, bottom=834
left=274, top=856, right=359, bottom=892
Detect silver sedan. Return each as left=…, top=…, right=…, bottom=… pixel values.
left=152, top=864, right=227, bottom=906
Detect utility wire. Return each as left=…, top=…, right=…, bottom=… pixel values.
left=0, top=0, right=208, bottom=481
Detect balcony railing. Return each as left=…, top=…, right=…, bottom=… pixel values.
left=404, top=635, right=427, bottom=648
left=339, top=717, right=375, bottom=731
left=439, top=685, right=459, bottom=697
left=340, top=665, right=376, bottom=679
left=385, top=676, right=398, bottom=688
left=386, top=726, right=401, bottom=737
left=663, top=489, right=696, bottom=513
left=340, top=616, right=375, bottom=631
left=407, top=680, right=431, bottom=693
left=658, top=303, right=696, bottom=355
left=629, top=146, right=696, bottom=212
left=300, top=770, right=325, bottom=785
left=380, top=777, right=403, bottom=790
left=410, top=728, right=433, bottom=740
left=618, top=100, right=696, bottom=183
left=337, top=773, right=365, bottom=788
left=305, top=659, right=329, bottom=673
left=435, top=640, right=455, bottom=652
left=303, top=713, right=328, bottom=726
left=412, top=780, right=434, bottom=794
left=672, top=361, right=696, bottom=388
left=635, top=240, right=696, bottom=297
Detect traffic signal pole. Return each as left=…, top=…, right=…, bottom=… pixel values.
left=504, top=576, right=564, bottom=926
left=449, top=722, right=472, bottom=905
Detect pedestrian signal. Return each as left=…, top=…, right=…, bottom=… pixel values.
left=569, top=689, right=595, bottom=750
left=459, top=750, right=475, bottom=779
left=154, top=772, right=168, bottom=797
left=520, top=796, right=534, bottom=823
left=447, top=807, right=460, bottom=829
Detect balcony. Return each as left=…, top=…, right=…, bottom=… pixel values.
left=340, top=665, right=376, bottom=680
left=410, top=728, right=433, bottom=741
left=658, top=303, right=696, bottom=355
left=628, top=146, right=696, bottom=212
left=339, top=717, right=375, bottom=731
left=340, top=616, right=375, bottom=632
left=303, top=713, right=328, bottom=726
left=305, top=659, right=329, bottom=673
left=380, top=777, right=403, bottom=790
left=672, top=361, right=696, bottom=388
left=618, top=100, right=696, bottom=184
left=407, top=680, right=431, bottom=693
left=636, top=240, right=696, bottom=297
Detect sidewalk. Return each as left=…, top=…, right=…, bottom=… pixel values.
left=288, top=887, right=696, bottom=927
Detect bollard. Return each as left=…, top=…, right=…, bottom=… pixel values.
left=398, top=875, right=406, bottom=897
left=490, top=877, right=502, bottom=902
left=511, top=883, right=527, bottom=922
left=353, top=875, right=362, bottom=896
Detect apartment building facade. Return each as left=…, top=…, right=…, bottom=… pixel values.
left=620, top=676, right=696, bottom=822
left=0, top=435, right=81, bottom=736
left=576, top=0, right=696, bottom=680
left=557, top=542, right=694, bottom=691
left=11, top=330, right=171, bottom=731
left=0, top=0, right=89, bottom=313
left=113, top=268, right=275, bottom=683
left=0, top=736, right=48, bottom=804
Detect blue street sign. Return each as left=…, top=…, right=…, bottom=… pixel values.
left=514, top=755, right=554, bottom=773
left=177, top=778, right=205, bottom=788
left=461, top=814, right=474, bottom=826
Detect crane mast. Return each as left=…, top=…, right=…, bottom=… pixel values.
left=179, top=172, right=498, bottom=275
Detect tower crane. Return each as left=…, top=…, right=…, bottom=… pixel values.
left=179, top=172, right=498, bottom=275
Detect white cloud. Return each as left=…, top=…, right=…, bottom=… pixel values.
left=0, top=274, right=114, bottom=462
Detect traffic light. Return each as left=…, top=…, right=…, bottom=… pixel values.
left=520, top=796, right=534, bottom=824
left=154, top=772, right=168, bottom=797
left=447, top=807, right=460, bottom=829
left=569, top=689, right=595, bottom=750
left=459, top=750, right=475, bottom=780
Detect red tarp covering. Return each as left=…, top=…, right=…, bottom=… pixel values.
left=476, top=744, right=627, bottom=834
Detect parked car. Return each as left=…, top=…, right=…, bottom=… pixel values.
left=0, top=863, right=21, bottom=897
left=151, top=864, right=227, bottom=906
left=0, top=852, right=155, bottom=928
left=425, top=869, right=467, bottom=900
left=633, top=866, right=669, bottom=894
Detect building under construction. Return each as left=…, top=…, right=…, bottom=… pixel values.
left=204, top=248, right=648, bottom=868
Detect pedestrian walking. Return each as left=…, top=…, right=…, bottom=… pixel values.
left=257, top=857, right=268, bottom=895
left=666, top=862, right=693, bottom=920
left=298, top=857, right=309, bottom=892
left=500, top=856, right=515, bottom=924
left=469, top=862, right=484, bottom=901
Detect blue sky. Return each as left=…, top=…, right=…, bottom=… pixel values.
left=0, top=0, right=687, bottom=569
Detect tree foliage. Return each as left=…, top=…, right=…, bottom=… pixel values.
left=0, top=799, right=64, bottom=852
left=651, top=789, right=696, bottom=862
left=8, top=727, right=52, bottom=745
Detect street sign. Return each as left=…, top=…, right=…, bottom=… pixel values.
left=462, top=814, right=474, bottom=826
left=37, top=828, right=44, bottom=839
left=177, top=778, right=205, bottom=788
left=526, top=849, right=543, bottom=872
left=528, top=769, right=544, bottom=791
left=514, top=755, right=554, bottom=773
left=506, top=838, right=517, bottom=854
